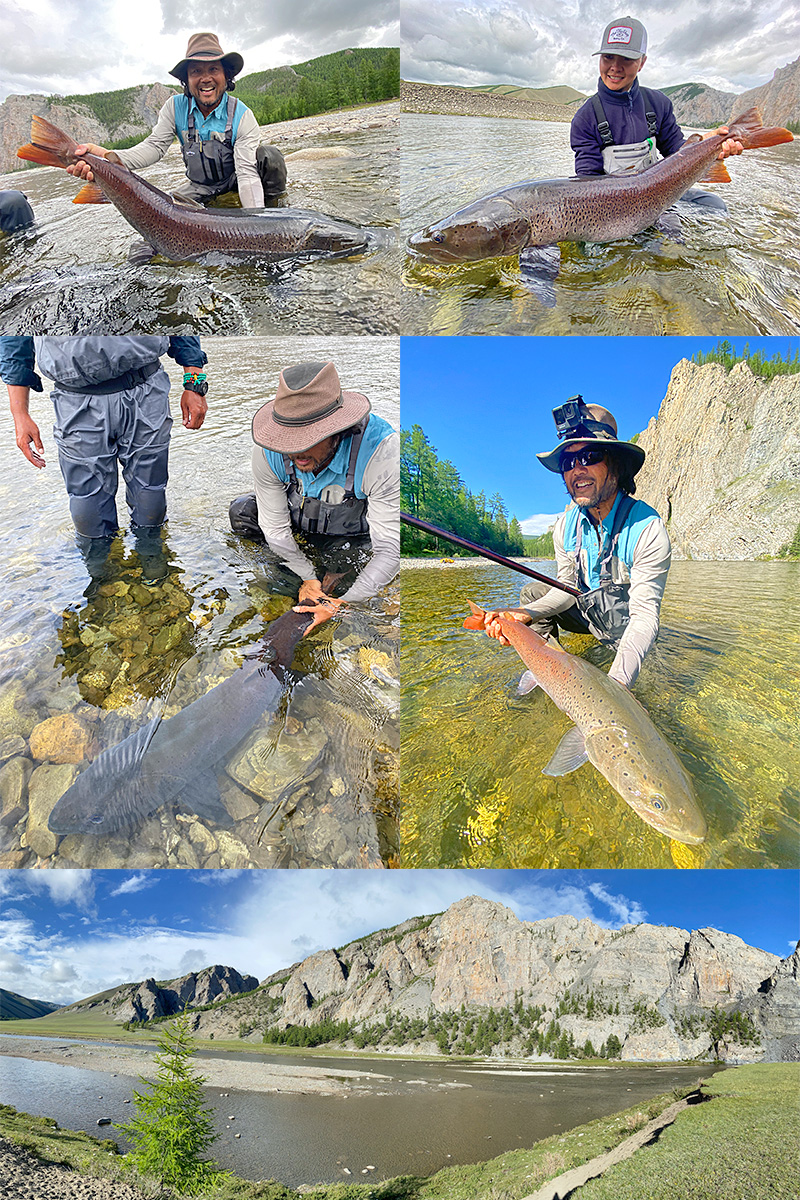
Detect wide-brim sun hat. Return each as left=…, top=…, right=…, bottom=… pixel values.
left=537, top=404, right=646, bottom=475
left=170, top=32, right=244, bottom=81
left=252, top=361, right=371, bottom=454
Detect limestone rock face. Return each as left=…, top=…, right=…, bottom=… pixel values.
left=635, top=359, right=800, bottom=559
left=68, top=964, right=259, bottom=1025
left=666, top=56, right=799, bottom=128
left=745, top=945, right=800, bottom=1061
left=668, top=928, right=778, bottom=1009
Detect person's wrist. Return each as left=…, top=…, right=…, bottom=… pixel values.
left=182, top=371, right=208, bottom=396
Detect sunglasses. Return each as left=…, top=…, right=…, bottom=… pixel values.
left=560, top=447, right=606, bottom=473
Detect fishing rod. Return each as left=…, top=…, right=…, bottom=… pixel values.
left=400, top=512, right=580, bottom=598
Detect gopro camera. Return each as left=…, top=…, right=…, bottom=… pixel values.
left=553, top=395, right=593, bottom=441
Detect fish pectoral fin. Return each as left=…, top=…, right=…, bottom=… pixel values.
left=171, top=193, right=206, bottom=210
left=543, top=725, right=589, bottom=776
left=180, top=772, right=234, bottom=827
left=515, top=669, right=541, bottom=697
left=518, top=245, right=560, bottom=308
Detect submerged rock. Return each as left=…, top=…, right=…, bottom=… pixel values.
left=29, top=713, right=94, bottom=764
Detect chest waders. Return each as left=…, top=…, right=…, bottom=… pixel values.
left=574, top=494, right=635, bottom=647
left=283, top=418, right=370, bottom=537
left=182, top=94, right=238, bottom=194
left=591, top=90, right=660, bottom=175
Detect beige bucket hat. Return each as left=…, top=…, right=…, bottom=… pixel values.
left=170, top=33, right=244, bottom=81
left=537, top=404, right=646, bottom=475
left=251, top=362, right=371, bottom=453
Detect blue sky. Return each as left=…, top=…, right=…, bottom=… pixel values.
left=401, top=336, right=799, bottom=534
left=0, top=869, right=796, bottom=1006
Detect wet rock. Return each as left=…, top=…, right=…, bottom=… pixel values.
left=26, top=763, right=78, bottom=859
left=0, top=734, right=27, bottom=764
left=0, top=849, right=28, bottom=867
left=357, top=647, right=396, bottom=678
left=109, top=614, right=145, bottom=639
left=216, top=831, right=252, bottom=868
left=221, top=782, right=261, bottom=822
left=0, top=756, right=32, bottom=827
left=176, top=839, right=200, bottom=868
left=152, top=619, right=188, bottom=655
left=130, top=583, right=155, bottom=606
left=226, top=717, right=328, bottom=801
left=57, top=832, right=131, bottom=868
left=0, top=682, right=39, bottom=738
left=184, top=820, right=219, bottom=855
left=29, top=713, right=95, bottom=763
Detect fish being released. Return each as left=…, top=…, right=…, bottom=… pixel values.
left=48, top=608, right=314, bottom=836
left=17, top=116, right=371, bottom=262
left=408, top=108, right=793, bottom=302
left=463, top=602, right=707, bottom=845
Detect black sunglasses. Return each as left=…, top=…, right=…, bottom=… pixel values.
left=560, top=446, right=606, bottom=473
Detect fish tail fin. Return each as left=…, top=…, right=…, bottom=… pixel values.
left=727, top=108, right=794, bottom=149
left=699, top=160, right=732, bottom=183
left=73, top=182, right=109, bottom=204
left=17, top=115, right=78, bottom=169
left=463, top=600, right=486, bottom=630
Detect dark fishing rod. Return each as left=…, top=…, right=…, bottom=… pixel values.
left=400, top=512, right=580, bottom=597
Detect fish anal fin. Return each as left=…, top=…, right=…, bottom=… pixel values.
left=515, top=669, right=540, bottom=697
left=519, top=244, right=560, bottom=308
left=699, top=160, right=731, bottom=184
left=180, top=771, right=234, bottom=827
left=543, top=725, right=589, bottom=776
left=73, top=182, right=109, bottom=204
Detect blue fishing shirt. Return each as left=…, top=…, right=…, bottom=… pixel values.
left=562, top=490, right=663, bottom=590
left=173, top=94, right=249, bottom=148
left=263, top=413, right=395, bottom=499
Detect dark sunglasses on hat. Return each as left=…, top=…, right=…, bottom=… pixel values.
left=560, top=446, right=607, bottom=473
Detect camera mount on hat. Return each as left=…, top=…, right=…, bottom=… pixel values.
left=552, top=396, right=617, bottom=442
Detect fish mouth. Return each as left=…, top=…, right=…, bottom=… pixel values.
left=406, top=231, right=461, bottom=263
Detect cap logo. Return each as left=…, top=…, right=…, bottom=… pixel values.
left=608, top=25, right=633, bottom=44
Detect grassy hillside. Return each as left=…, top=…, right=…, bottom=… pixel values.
left=0, top=989, right=61, bottom=1021
left=468, top=83, right=585, bottom=105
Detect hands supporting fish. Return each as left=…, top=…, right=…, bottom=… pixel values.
left=700, top=127, right=743, bottom=160
left=293, top=575, right=345, bottom=635
left=66, top=144, right=110, bottom=183
left=476, top=607, right=533, bottom=646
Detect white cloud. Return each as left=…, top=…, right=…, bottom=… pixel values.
left=586, top=881, right=648, bottom=925
left=109, top=874, right=155, bottom=897
left=519, top=512, right=560, bottom=536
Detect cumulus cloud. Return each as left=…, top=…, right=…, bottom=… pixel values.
left=586, top=881, right=648, bottom=925
left=519, top=512, right=560, bottom=535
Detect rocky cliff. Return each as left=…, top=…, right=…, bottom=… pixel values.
left=669, top=57, right=800, bottom=128
left=0, top=83, right=177, bottom=175
left=62, top=964, right=259, bottom=1024
left=634, top=359, right=800, bottom=560
left=181, top=897, right=797, bottom=1064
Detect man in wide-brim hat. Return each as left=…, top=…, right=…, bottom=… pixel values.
left=478, top=399, right=671, bottom=689
left=230, top=360, right=399, bottom=634
left=68, top=31, right=287, bottom=230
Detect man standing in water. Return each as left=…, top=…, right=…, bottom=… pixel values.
left=481, top=398, right=670, bottom=688
left=1, top=336, right=208, bottom=579
left=230, top=360, right=400, bottom=635
left=67, top=33, right=286, bottom=212
left=571, top=16, right=742, bottom=212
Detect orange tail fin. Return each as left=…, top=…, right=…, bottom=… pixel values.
left=699, top=160, right=732, bottom=183
left=463, top=600, right=486, bottom=630
left=17, top=115, right=78, bottom=169
left=727, top=107, right=794, bottom=149
left=73, top=182, right=109, bottom=205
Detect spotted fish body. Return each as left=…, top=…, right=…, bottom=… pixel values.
left=463, top=603, right=707, bottom=845
left=408, top=108, right=793, bottom=263
left=47, top=609, right=313, bottom=836
left=17, top=116, right=371, bottom=262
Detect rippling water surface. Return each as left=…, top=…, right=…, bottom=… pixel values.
left=401, top=114, right=799, bottom=336
left=0, top=1047, right=719, bottom=1186
left=400, top=560, right=800, bottom=869
left=0, top=336, right=399, bottom=869
left=0, top=105, right=399, bottom=334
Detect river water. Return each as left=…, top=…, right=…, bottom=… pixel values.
left=0, top=336, right=399, bottom=869
left=401, top=114, right=800, bottom=336
left=0, top=104, right=399, bottom=335
left=400, top=559, right=800, bottom=869
left=0, top=1045, right=720, bottom=1186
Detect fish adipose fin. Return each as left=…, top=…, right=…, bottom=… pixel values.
left=518, top=244, right=560, bottom=307
left=543, top=725, right=589, bottom=776
left=178, top=771, right=234, bottom=827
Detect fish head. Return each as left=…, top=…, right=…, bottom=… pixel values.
left=408, top=197, right=530, bottom=262
left=587, top=721, right=707, bottom=845
left=48, top=768, right=129, bottom=835
left=304, top=219, right=370, bottom=256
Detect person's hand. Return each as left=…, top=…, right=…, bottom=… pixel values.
left=293, top=595, right=343, bottom=636
left=484, top=608, right=531, bottom=646
left=298, top=578, right=327, bottom=605
left=180, top=389, right=207, bottom=429
left=66, top=145, right=110, bottom=181
left=704, top=128, right=744, bottom=160
left=13, top=413, right=45, bottom=468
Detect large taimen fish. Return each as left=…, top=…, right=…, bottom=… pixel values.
left=408, top=108, right=793, bottom=302
left=47, top=608, right=314, bottom=836
left=463, top=602, right=707, bottom=845
left=17, top=116, right=371, bottom=262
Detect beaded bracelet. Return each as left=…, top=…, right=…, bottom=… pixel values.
left=183, top=371, right=207, bottom=384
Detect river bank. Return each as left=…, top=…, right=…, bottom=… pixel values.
left=401, top=81, right=572, bottom=123
left=1, top=1064, right=795, bottom=1200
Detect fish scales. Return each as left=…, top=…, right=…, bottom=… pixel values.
left=464, top=602, right=707, bottom=845
left=409, top=108, right=793, bottom=262
left=17, top=115, right=370, bottom=262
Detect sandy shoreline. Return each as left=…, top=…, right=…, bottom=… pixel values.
left=0, top=1037, right=389, bottom=1097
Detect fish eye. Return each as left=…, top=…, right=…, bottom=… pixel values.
left=650, top=798, right=665, bottom=811
left=432, top=232, right=445, bottom=243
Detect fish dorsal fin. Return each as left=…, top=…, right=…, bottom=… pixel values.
left=543, top=725, right=589, bottom=776
left=699, top=160, right=731, bottom=184
left=171, top=193, right=206, bottom=210
left=73, top=182, right=109, bottom=204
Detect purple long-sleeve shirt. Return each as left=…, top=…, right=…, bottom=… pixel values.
left=570, top=78, right=686, bottom=176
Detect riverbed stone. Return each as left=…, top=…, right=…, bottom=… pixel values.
left=29, top=713, right=95, bottom=764
left=226, top=717, right=328, bottom=801
left=26, top=763, right=78, bottom=859
left=0, top=734, right=27, bottom=764
left=0, top=681, right=39, bottom=739
left=216, top=831, right=252, bottom=868
left=0, top=756, right=32, bottom=826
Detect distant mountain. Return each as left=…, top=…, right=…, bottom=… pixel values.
left=0, top=987, right=61, bottom=1020
left=468, top=83, right=585, bottom=106
left=665, top=56, right=800, bottom=128
left=53, top=898, right=798, bottom=1065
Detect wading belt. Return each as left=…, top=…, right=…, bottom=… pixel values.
left=53, top=360, right=161, bottom=395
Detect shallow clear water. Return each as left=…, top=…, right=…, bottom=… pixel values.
left=400, top=560, right=800, bottom=869
left=0, top=1048, right=720, bottom=1186
left=0, top=105, right=399, bottom=334
left=0, top=336, right=399, bottom=869
left=401, top=114, right=800, bottom=336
